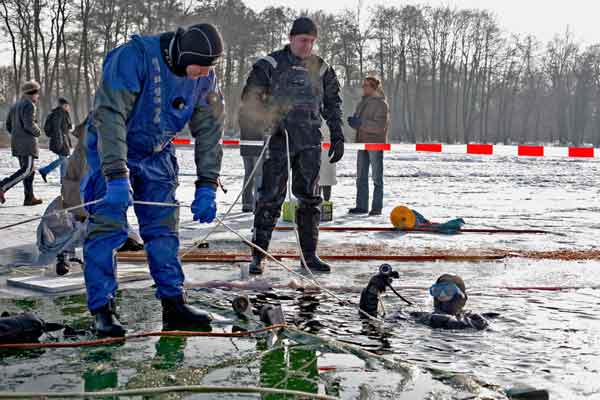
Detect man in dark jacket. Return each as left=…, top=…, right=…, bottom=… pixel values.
left=39, top=98, right=73, bottom=183
left=240, top=17, right=345, bottom=275
left=0, top=80, right=43, bottom=206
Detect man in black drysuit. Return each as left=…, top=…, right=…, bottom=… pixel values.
left=240, top=17, right=344, bottom=274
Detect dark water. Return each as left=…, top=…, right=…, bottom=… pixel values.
left=1, top=259, right=599, bottom=398
left=0, top=285, right=490, bottom=399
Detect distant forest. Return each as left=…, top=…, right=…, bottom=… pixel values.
left=1, top=0, right=599, bottom=145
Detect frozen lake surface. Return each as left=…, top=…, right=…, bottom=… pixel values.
left=0, top=147, right=599, bottom=399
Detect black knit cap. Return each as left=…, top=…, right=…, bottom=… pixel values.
left=58, top=97, right=69, bottom=106
left=177, top=23, right=224, bottom=67
left=290, top=17, right=318, bottom=37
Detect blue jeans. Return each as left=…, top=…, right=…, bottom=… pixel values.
left=39, top=155, right=67, bottom=180
left=356, top=150, right=384, bottom=212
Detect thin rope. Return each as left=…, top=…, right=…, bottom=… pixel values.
left=283, top=128, right=312, bottom=278
left=0, top=385, right=338, bottom=400
left=181, top=135, right=272, bottom=257
left=0, top=199, right=102, bottom=231
left=0, top=324, right=287, bottom=350
left=215, top=216, right=385, bottom=324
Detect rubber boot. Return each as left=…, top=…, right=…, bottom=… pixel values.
left=303, top=253, right=331, bottom=272
left=248, top=227, right=272, bottom=275
left=55, top=252, right=70, bottom=276
left=162, top=294, right=212, bottom=331
left=92, top=300, right=126, bottom=337
left=249, top=253, right=265, bottom=275
left=23, top=196, right=42, bottom=206
left=297, top=205, right=331, bottom=272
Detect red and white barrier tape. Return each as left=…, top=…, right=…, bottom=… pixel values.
left=171, top=138, right=597, bottom=159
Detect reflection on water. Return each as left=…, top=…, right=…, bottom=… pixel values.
left=259, top=341, right=319, bottom=400
left=153, top=337, right=187, bottom=371
left=83, top=369, right=118, bottom=392
left=2, top=242, right=600, bottom=398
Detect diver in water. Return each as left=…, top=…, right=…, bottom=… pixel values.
left=359, top=264, right=412, bottom=318
left=359, top=266, right=493, bottom=330
left=410, top=274, right=491, bottom=330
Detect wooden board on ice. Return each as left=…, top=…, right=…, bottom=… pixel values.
left=7, top=266, right=151, bottom=293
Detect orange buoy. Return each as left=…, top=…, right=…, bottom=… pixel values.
left=390, top=206, right=417, bottom=229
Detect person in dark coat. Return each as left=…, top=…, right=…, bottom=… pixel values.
left=0, top=80, right=43, bottom=206
left=39, top=98, right=73, bottom=183
left=240, top=17, right=345, bottom=275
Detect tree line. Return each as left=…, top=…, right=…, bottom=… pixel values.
left=1, top=0, right=599, bottom=146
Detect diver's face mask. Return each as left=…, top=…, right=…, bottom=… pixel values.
left=430, top=282, right=467, bottom=315
left=430, top=282, right=464, bottom=302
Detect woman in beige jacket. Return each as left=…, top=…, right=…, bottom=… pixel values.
left=347, top=77, right=389, bottom=216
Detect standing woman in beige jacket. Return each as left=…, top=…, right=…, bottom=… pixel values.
left=347, top=77, right=389, bottom=216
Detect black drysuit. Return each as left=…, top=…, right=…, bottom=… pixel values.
left=240, top=46, right=343, bottom=256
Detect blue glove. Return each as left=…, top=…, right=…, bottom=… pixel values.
left=347, top=116, right=362, bottom=129
left=103, top=177, right=133, bottom=210
left=192, top=186, right=217, bottom=223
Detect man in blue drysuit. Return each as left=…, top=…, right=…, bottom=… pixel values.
left=82, top=24, right=225, bottom=336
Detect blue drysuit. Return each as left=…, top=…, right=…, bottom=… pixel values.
left=82, top=34, right=224, bottom=312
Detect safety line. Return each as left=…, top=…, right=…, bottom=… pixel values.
left=0, top=324, right=287, bottom=350
left=0, top=385, right=338, bottom=400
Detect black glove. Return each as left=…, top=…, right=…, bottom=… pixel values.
left=328, top=131, right=344, bottom=163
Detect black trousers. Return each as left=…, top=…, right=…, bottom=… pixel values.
left=0, top=156, right=35, bottom=198
left=252, top=145, right=322, bottom=255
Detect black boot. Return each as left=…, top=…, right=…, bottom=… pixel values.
left=55, top=252, right=70, bottom=276
left=303, top=253, right=331, bottom=272
left=162, top=294, right=212, bottom=331
left=248, top=225, right=273, bottom=275
left=296, top=204, right=331, bottom=272
left=249, top=253, right=265, bottom=275
left=92, top=300, right=126, bottom=337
